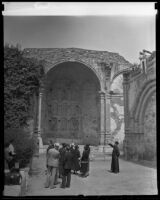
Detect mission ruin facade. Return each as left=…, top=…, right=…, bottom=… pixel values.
left=23, top=48, right=156, bottom=160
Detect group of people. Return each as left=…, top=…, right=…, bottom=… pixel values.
left=45, top=141, right=91, bottom=189
left=4, top=138, right=120, bottom=189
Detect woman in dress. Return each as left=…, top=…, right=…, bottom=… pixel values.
left=72, top=145, right=81, bottom=174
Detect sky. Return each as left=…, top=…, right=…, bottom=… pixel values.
left=4, top=15, right=155, bottom=64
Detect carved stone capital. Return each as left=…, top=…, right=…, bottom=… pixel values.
left=99, top=91, right=105, bottom=100
left=106, top=92, right=111, bottom=99
left=39, top=82, right=45, bottom=95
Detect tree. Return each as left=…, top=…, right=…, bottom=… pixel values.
left=4, top=44, right=44, bottom=129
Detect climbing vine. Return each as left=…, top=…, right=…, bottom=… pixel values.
left=4, top=44, right=44, bottom=129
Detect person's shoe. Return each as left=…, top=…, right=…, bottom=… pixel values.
left=44, top=184, right=49, bottom=188
left=54, top=181, right=61, bottom=185
left=50, top=186, right=56, bottom=189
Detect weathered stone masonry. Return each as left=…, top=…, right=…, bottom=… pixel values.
left=123, top=51, right=156, bottom=160
left=23, top=48, right=131, bottom=149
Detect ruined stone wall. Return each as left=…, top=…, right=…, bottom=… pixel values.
left=23, top=48, right=132, bottom=146
left=110, top=95, right=124, bottom=148
left=143, top=92, right=156, bottom=160
left=123, top=52, right=156, bottom=161
left=110, top=75, right=124, bottom=150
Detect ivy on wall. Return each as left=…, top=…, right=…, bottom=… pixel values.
left=4, top=44, right=44, bottom=129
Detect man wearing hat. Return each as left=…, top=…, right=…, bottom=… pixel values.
left=61, top=144, right=73, bottom=188
left=45, top=143, right=60, bottom=189
left=108, top=140, right=120, bottom=173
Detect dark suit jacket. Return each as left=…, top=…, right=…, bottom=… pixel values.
left=63, top=150, right=73, bottom=169
left=59, top=147, right=66, bottom=164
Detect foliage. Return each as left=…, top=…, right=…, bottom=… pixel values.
left=4, top=128, right=36, bottom=168
left=4, top=44, right=44, bottom=129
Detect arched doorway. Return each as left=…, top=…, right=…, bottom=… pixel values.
left=43, top=61, right=101, bottom=145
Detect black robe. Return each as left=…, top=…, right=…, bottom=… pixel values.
left=80, top=149, right=90, bottom=175
left=72, top=148, right=80, bottom=171
left=109, top=144, right=120, bottom=173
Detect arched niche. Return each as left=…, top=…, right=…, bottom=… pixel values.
left=43, top=61, right=101, bottom=145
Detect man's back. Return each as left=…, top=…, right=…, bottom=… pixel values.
left=47, top=148, right=60, bottom=167
left=59, top=147, right=66, bottom=163
left=63, top=151, right=73, bottom=169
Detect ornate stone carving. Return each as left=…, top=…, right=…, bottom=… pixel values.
left=98, top=61, right=111, bottom=80
left=70, top=117, right=79, bottom=131
left=52, top=102, right=58, bottom=115
left=46, top=77, right=82, bottom=137
left=60, top=118, right=67, bottom=130
left=52, top=117, right=57, bottom=130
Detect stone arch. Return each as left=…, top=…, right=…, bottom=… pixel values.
left=44, top=58, right=103, bottom=91
left=110, top=74, right=123, bottom=93
left=131, top=79, right=156, bottom=132
left=110, top=63, right=131, bottom=85
left=43, top=59, right=101, bottom=145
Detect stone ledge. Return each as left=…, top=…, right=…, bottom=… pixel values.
left=3, top=185, right=21, bottom=196
left=19, top=167, right=30, bottom=196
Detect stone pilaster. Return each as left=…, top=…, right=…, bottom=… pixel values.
left=123, top=72, right=130, bottom=159
left=99, top=91, right=105, bottom=147
left=123, top=72, right=130, bottom=131
left=105, top=92, right=112, bottom=145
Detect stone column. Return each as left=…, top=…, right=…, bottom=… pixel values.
left=123, top=72, right=130, bottom=159
left=37, top=87, right=44, bottom=154
left=99, top=91, right=105, bottom=151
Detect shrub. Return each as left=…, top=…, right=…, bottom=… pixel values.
left=4, top=128, right=36, bottom=168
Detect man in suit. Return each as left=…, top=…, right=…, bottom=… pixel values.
left=59, top=143, right=66, bottom=178
left=61, top=144, right=73, bottom=188
left=45, top=143, right=60, bottom=189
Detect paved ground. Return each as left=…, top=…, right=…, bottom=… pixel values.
left=26, top=153, right=157, bottom=196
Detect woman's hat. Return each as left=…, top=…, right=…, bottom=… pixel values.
left=54, top=143, right=60, bottom=147
left=115, top=140, right=119, bottom=144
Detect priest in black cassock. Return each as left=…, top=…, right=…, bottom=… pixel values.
left=108, top=141, right=120, bottom=173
